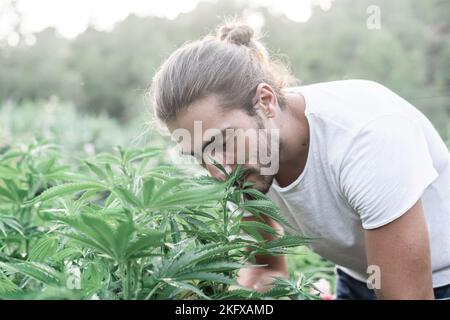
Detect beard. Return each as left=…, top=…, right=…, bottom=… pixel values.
left=244, top=169, right=274, bottom=194
left=238, top=116, right=282, bottom=195
left=238, top=161, right=276, bottom=195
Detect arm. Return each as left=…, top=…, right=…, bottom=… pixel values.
left=338, top=116, right=438, bottom=298
left=234, top=215, right=288, bottom=292
left=364, top=199, right=434, bottom=299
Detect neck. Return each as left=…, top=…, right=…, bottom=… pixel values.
left=274, top=92, right=310, bottom=187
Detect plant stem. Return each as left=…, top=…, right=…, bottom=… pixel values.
left=223, top=199, right=228, bottom=237
left=145, top=282, right=162, bottom=300
left=120, top=261, right=131, bottom=300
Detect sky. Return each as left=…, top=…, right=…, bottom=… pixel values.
left=0, top=0, right=335, bottom=43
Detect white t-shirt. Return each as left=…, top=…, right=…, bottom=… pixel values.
left=264, top=80, right=450, bottom=287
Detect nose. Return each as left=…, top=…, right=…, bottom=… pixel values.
left=205, top=163, right=234, bottom=181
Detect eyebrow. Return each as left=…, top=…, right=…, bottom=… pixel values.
left=181, top=127, right=233, bottom=157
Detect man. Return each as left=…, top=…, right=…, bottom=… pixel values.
left=150, top=21, right=450, bottom=299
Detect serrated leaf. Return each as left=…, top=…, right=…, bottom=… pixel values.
left=84, top=161, right=108, bottom=180
left=113, top=187, right=143, bottom=209
left=150, top=184, right=224, bottom=211
left=164, top=280, right=211, bottom=300
left=94, top=153, right=121, bottom=165
left=241, top=199, right=292, bottom=227
left=64, top=232, right=114, bottom=258
left=215, top=288, right=261, bottom=300
left=127, top=148, right=161, bottom=162
left=28, top=236, right=59, bottom=261
left=32, top=182, right=105, bottom=203
left=0, top=275, right=21, bottom=294
left=79, top=214, right=117, bottom=257
left=142, top=178, right=155, bottom=207
left=192, top=260, right=244, bottom=273
left=261, top=235, right=311, bottom=251
left=0, top=165, right=18, bottom=179
left=0, top=186, right=15, bottom=202
left=114, top=220, right=135, bottom=261
left=0, top=262, right=63, bottom=286
left=125, top=230, right=164, bottom=259
left=0, top=215, right=23, bottom=236
left=51, top=247, right=82, bottom=262
left=240, top=221, right=279, bottom=235
left=175, top=272, right=238, bottom=286
left=169, top=217, right=181, bottom=244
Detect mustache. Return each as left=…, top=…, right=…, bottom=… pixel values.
left=235, top=167, right=261, bottom=188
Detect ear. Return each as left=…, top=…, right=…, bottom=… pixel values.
left=253, top=83, right=278, bottom=118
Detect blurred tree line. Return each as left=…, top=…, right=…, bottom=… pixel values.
left=0, top=0, right=449, bottom=140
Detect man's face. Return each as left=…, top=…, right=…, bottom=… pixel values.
left=167, top=94, right=279, bottom=194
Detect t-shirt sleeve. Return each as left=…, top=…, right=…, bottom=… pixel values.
left=339, top=115, right=439, bottom=230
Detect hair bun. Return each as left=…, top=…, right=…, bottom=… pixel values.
left=218, top=24, right=254, bottom=46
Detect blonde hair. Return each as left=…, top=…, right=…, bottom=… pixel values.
left=150, top=18, right=297, bottom=123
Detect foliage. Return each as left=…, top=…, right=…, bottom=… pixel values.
left=0, top=141, right=317, bottom=300
left=0, top=0, right=448, bottom=140
left=0, top=99, right=161, bottom=160
left=287, top=246, right=336, bottom=295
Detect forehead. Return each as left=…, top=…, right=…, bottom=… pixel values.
left=166, top=94, right=258, bottom=155
left=168, top=94, right=222, bottom=132
left=167, top=94, right=252, bottom=134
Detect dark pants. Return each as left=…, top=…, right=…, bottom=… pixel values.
left=336, top=268, right=450, bottom=300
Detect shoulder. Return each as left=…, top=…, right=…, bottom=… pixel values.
left=294, top=79, right=410, bottom=128
left=284, top=79, right=388, bottom=94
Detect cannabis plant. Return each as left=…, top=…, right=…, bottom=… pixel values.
left=0, top=141, right=318, bottom=299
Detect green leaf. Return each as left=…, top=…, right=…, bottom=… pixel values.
left=240, top=188, right=267, bottom=200
left=215, top=288, right=260, bottom=300
left=0, top=150, right=25, bottom=162
left=151, top=178, right=184, bottom=201
left=94, top=153, right=121, bottom=165
left=0, top=275, right=21, bottom=294
left=79, top=214, right=117, bottom=257
left=162, top=243, right=245, bottom=276
left=0, top=165, right=18, bottom=179
left=53, top=214, right=116, bottom=259
left=169, top=217, right=181, bottom=244
left=51, top=247, right=82, bottom=262
left=191, top=260, right=244, bottom=273
left=240, top=221, right=279, bottom=235
left=28, top=236, right=59, bottom=261
left=151, top=184, right=224, bottom=211
left=0, top=262, right=63, bottom=286
left=84, top=161, right=108, bottom=180
left=113, top=187, right=143, bottom=209
left=175, top=272, right=238, bottom=286
left=64, top=232, right=115, bottom=258
left=142, top=178, right=155, bottom=207
left=0, top=215, right=23, bottom=236
left=2, top=180, right=20, bottom=202
left=0, top=186, right=15, bottom=202
left=178, top=213, right=210, bottom=230
left=126, top=148, right=161, bottom=162
left=241, top=200, right=292, bottom=227
left=261, top=235, right=311, bottom=251
left=164, top=280, right=211, bottom=300
left=36, top=157, right=56, bottom=174
left=32, top=182, right=105, bottom=203
left=125, top=230, right=164, bottom=259
left=114, top=219, right=135, bottom=261
left=105, top=164, right=114, bottom=180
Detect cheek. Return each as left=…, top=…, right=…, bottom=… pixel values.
left=231, top=131, right=260, bottom=165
